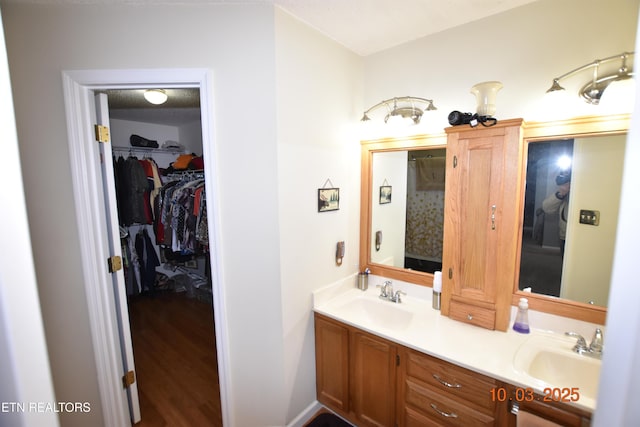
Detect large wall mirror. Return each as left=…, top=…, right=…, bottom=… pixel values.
left=360, top=114, right=629, bottom=324
left=514, top=114, right=630, bottom=324
left=360, top=134, right=447, bottom=285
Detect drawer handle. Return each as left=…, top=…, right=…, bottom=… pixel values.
left=491, top=204, right=496, bottom=230
left=432, top=374, right=462, bottom=389
left=430, top=403, right=459, bottom=418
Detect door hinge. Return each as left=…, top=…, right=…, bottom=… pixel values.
left=122, top=370, right=136, bottom=389
left=453, top=155, right=458, bottom=168
left=107, top=255, right=122, bottom=273
left=94, top=124, right=110, bottom=143
left=396, top=354, right=400, bottom=366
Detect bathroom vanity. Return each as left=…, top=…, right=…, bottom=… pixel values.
left=329, top=115, right=627, bottom=426
left=313, top=287, right=593, bottom=426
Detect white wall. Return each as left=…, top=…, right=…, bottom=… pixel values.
left=0, top=9, right=59, bottom=427
left=561, top=135, right=625, bottom=305
left=594, top=11, right=640, bottom=423
left=274, top=8, right=362, bottom=423
left=180, top=119, right=204, bottom=154
left=2, top=3, right=284, bottom=426
left=362, top=0, right=639, bottom=138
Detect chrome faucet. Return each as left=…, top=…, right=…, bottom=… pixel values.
left=376, top=281, right=406, bottom=303
left=377, top=281, right=393, bottom=299
left=589, top=328, right=604, bottom=356
left=565, top=328, right=604, bottom=359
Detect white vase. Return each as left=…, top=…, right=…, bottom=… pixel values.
left=470, top=81, right=503, bottom=117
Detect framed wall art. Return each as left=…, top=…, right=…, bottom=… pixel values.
left=318, top=187, right=340, bottom=212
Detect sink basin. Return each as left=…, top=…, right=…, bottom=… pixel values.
left=514, top=335, right=601, bottom=401
left=333, top=297, right=414, bottom=330
left=528, top=350, right=600, bottom=397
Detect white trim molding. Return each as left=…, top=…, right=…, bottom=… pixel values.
left=61, top=68, right=231, bottom=427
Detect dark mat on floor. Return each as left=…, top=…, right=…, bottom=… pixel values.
left=306, top=412, right=352, bottom=427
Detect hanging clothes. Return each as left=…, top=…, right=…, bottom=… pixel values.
left=154, top=174, right=208, bottom=256
left=113, top=155, right=150, bottom=225
left=135, top=228, right=160, bottom=293
left=138, top=157, right=163, bottom=224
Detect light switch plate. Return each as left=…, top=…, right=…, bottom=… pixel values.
left=579, top=209, right=600, bottom=226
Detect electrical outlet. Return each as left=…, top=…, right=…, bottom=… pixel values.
left=579, top=209, right=600, bottom=226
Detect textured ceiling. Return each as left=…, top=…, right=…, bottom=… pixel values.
left=104, top=88, right=202, bottom=126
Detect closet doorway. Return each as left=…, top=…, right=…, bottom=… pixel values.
left=62, top=69, right=229, bottom=427
left=104, top=87, right=222, bottom=426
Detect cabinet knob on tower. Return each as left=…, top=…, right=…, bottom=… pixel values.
left=467, top=314, right=473, bottom=321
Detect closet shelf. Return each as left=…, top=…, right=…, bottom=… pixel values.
left=112, top=145, right=185, bottom=154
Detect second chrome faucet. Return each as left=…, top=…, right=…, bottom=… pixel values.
left=565, top=328, right=604, bottom=359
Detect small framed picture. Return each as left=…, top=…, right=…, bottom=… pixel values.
left=379, top=185, right=392, bottom=204
left=318, top=188, right=340, bottom=212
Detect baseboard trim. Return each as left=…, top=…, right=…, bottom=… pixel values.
left=287, top=400, right=324, bottom=427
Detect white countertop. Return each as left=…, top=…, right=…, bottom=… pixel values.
left=313, top=275, right=602, bottom=413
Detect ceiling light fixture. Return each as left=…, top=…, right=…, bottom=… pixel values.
left=143, top=89, right=168, bottom=105
left=546, top=52, right=635, bottom=105
left=361, top=96, right=437, bottom=125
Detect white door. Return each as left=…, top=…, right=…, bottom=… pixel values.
left=94, top=92, right=142, bottom=424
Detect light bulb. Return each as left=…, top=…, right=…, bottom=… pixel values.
left=599, top=77, right=635, bottom=113
left=144, top=89, right=168, bottom=105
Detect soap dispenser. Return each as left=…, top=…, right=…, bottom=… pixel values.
left=513, top=298, right=530, bottom=334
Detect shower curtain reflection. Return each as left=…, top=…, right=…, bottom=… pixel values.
left=404, top=152, right=445, bottom=273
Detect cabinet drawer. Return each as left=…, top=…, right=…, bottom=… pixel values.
left=403, top=405, right=445, bottom=427
left=449, top=300, right=496, bottom=330
left=404, top=379, right=495, bottom=427
left=404, top=348, right=496, bottom=413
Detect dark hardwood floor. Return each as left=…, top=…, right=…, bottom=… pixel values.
left=128, top=292, right=222, bottom=426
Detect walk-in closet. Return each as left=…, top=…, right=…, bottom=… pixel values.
left=105, top=88, right=222, bottom=426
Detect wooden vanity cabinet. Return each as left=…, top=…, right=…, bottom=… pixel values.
left=314, top=314, right=350, bottom=413
left=314, top=313, right=397, bottom=426
left=315, top=313, right=591, bottom=426
left=441, top=119, right=525, bottom=331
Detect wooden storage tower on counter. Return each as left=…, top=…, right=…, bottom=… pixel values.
left=441, top=119, right=525, bottom=331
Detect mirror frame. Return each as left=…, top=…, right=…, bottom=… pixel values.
left=360, top=133, right=447, bottom=286
left=515, top=114, right=630, bottom=325
left=360, top=114, right=629, bottom=325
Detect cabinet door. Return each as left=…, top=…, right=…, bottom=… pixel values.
left=351, top=330, right=397, bottom=427
left=502, top=385, right=591, bottom=427
left=314, top=314, right=350, bottom=413
left=442, top=120, right=523, bottom=331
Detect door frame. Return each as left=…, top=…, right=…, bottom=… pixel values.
left=61, top=68, right=230, bottom=426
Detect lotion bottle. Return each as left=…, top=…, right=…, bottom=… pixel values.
left=432, top=271, right=442, bottom=310
left=513, top=298, right=530, bottom=334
